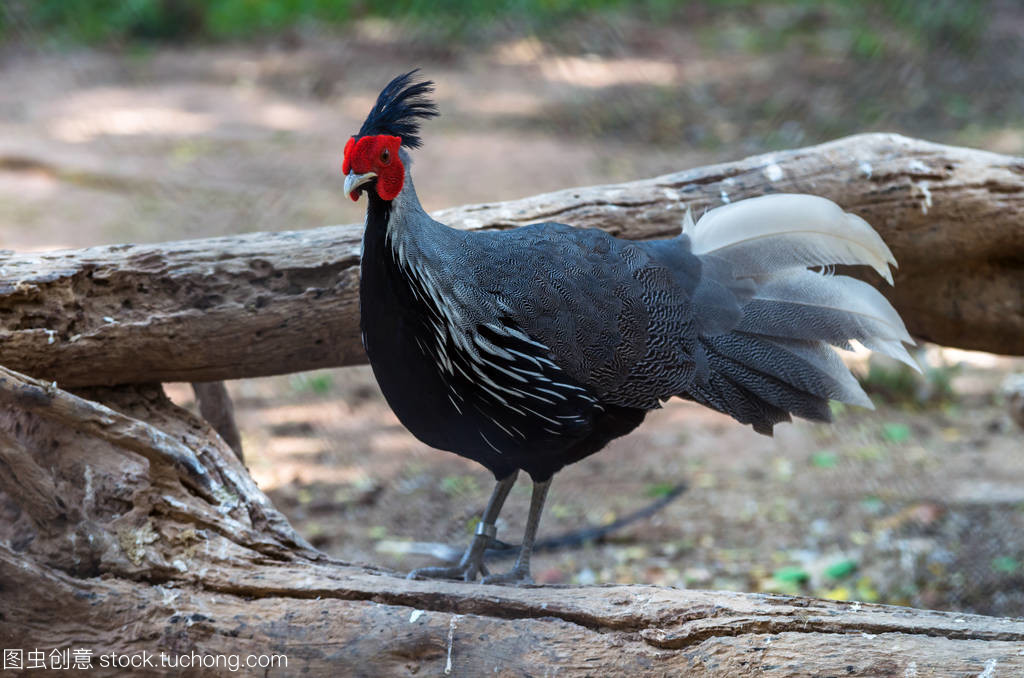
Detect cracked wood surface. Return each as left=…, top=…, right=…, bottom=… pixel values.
left=1, top=364, right=1023, bottom=677
left=1, top=133, right=1022, bottom=388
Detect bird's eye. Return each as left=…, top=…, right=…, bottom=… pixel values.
left=380, top=148, right=390, bottom=164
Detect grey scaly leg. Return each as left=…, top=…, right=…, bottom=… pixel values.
left=408, top=471, right=518, bottom=582
left=481, top=477, right=551, bottom=586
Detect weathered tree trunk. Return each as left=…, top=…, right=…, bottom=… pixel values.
left=1, top=134, right=1022, bottom=388
left=1, top=364, right=1023, bottom=677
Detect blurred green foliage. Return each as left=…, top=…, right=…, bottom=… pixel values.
left=824, top=558, right=858, bottom=581
left=881, top=422, right=911, bottom=443
left=645, top=481, right=679, bottom=498
left=881, top=0, right=988, bottom=51
left=860, top=359, right=961, bottom=407
left=439, top=474, right=480, bottom=497
left=290, top=370, right=334, bottom=395
left=810, top=450, right=839, bottom=469
left=992, top=556, right=1020, bottom=574
left=3, top=0, right=990, bottom=48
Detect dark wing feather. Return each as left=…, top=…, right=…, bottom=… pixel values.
left=465, top=224, right=717, bottom=409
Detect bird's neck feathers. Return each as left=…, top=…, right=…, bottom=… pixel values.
left=367, top=151, right=423, bottom=232
left=364, top=152, right=451, bottom=275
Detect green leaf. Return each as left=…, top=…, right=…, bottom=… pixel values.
left=824, top=559, right=858, bottom=580
left=860, top=496, right=885, bottom=514
left=645, top=482, right=677, bottom=499
left=882, top=422, right=911, bottom=443
left=773, top=566, right=810, bottom=584
left=811, top=451, right=839, bottom=469
left=992, top=556, right=1020, bottom=574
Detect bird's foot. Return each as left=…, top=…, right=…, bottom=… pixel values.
left=480, top=564, right=533, bottom=587
left=406, top=528, right=494, bottom=582
left=406, top=560, right=487, bottom=582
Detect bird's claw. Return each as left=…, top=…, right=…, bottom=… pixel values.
left=407, top=563, right=482, bottom=582
left=406, top=534, right=492, bottom=582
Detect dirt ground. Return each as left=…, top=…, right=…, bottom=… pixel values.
left=2, top=12, right=1024, bottom=617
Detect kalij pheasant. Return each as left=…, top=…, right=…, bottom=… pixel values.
left=343, top=72, right=916, bottom=585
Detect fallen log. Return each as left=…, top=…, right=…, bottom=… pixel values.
left=1, top=364, right=1021, bottom=677
left=0, top=133, right=1022, bottom=387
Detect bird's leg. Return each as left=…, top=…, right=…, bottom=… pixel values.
left=407, top=471, right=518, bottom=582
left=481, top=477, right=551, bottom=586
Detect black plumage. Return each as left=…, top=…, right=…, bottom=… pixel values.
left=346, top=72, right=915, bottom=584
left=355, top=70, right=438, bottom=149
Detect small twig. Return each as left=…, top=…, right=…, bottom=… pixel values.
left=486, top=482, right=688, bottom=558
left=379, top=483, right=687, bottom=563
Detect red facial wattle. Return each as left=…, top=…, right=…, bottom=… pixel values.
left=342, top=134, right=404, bottom=201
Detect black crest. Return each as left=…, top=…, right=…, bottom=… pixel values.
left=357, top=70, right=439, bottom=149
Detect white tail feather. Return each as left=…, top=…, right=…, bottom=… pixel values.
left=859, top=337, right=920, bottom=371
left=688, top=194, right=920, bottom=418
left=685, top=194, right=897, bottom=284
left=738, top=269, right=918, bottom=372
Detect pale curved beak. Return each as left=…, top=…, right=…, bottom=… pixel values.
left=344, top=171, right=377, bottom=200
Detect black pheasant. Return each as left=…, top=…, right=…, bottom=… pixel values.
left=344, top=72, right=916, bottom=584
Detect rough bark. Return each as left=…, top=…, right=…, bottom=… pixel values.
left=0, top=133, right=1021, bottom=388
left=1, top=365, right=1023, bottom=677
